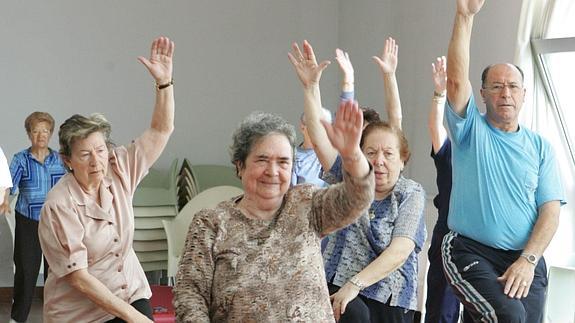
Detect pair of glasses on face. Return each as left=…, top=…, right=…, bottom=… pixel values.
left=483, top=83, right=523, bottom=94
left=30, top=129, right=50, bottom=135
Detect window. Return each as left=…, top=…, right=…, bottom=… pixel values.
left=531, top=37, right=575, bottom=166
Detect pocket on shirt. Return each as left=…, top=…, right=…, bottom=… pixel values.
left=523, top=170, right=538, bottom=204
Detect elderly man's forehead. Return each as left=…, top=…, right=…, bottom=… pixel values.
left=486, top=64, right=523, bottom=82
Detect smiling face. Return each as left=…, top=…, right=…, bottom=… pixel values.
left=28, top=121, right=52, bottom=150
left=480, top=64, right=526, bottom=132
left=237, top=133, right=293, bottom=211
left=362, top=128, right=404, bottom=198
left=64, top=131, right=109, bottom=193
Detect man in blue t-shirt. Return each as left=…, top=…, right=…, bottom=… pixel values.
left=441, top=1, right=566, bottom=322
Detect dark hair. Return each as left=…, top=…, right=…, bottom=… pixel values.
left=360, top=106, right=381, bottom=126
left=59, top=113, right=114, bottom=158
left=360, top=121, right=410, bottom=165
left=25, top=112, right=55, bottom=134
left=481, top=64, right=525, bottom=88
left=230, top=111, right=296, bottom=177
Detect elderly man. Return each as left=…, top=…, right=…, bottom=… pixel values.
left=440, top=1, right=566, bottom=322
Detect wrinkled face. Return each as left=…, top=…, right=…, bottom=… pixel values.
left=238, top=133, right=293, bottom=205
left=480, top=64, right=526, bottom=130
left=64, top=132, right=109, bottom=192
left=28, top=121, right=52, bottom=149
left=362, top=129, right=404, bottom=196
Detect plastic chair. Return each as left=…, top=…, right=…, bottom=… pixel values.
left=543, top=253, right=575, bottom=323
left=162, top=185, right=243, bottom=282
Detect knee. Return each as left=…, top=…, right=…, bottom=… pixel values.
left=339, top=298, right=370, bottom=323
left=492, top=299, right=526, bottom=323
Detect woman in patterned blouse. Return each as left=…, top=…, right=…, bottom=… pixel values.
left=291, top=39, right=426, bottom=323
left=174, top=100, right=375, bottom=322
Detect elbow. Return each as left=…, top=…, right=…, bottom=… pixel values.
left=66, top=270, right=88, bottom=293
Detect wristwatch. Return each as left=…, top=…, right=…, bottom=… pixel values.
left=520, top=252, right=538, bottom=266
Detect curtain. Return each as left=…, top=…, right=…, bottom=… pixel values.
left=514, top=0, right=575, bottom=264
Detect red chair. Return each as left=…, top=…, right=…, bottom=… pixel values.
left=150, top=285, right=175, bottom=323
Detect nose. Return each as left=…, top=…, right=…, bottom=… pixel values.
left=88, top=150, right=99, bottom=165
left=265, top=162, right=279, bottom=176
left=374, top=151, right=385, bottom=166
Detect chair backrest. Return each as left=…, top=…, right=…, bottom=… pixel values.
left=163, top=185, right=243, bottom=278
left=191, top=164, right=242, bottom=192
left=543, top=253, right=575, bottom=323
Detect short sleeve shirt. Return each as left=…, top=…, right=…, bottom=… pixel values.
left=39, top=137, right=153, bottom=323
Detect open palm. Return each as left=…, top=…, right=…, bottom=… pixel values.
left=288, top=40, right=330, bottom=89
left=138, top=36, right=174, bottom=84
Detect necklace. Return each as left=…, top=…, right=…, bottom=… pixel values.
left=368, top=199, right=386, bottom=220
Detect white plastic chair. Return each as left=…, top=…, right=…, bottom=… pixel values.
left=162, top=185, right=243, bottom=283
left=543, top=253, right=575, bottom=323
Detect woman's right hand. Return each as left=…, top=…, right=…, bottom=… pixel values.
left=322, top=100, right=364, bottom=163
left=0, top=201, right=10, bottom=215
left=288, top=40, right=331, bottom=89
left=432, top=56, right=447, bottom=93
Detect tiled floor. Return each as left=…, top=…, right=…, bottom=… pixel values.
left=0, top=298, right=43, bottom=323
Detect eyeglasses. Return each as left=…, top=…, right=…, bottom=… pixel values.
left=483, top=83, right=523, bottom=94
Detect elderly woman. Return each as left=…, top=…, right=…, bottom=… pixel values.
left=38, top=36, right=174, bottom=323
left=174, top=100, right=375, bottom=322
left=0, top=111, right=66, bottom=323
left=290, top=40, right=425, bottom=323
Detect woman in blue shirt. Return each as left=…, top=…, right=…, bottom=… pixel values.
left=0, top=111, right=66, bottom=323
left=289, top=39, right=426, bottom=323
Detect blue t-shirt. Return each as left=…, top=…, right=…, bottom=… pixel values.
left=322, top=156, right=426, bottom=310
left=445, top=94, right=566, bottom=250
left=431, top=139, right=452, bottom=234
left=9, top=148, right=66, bottom=221
left=291, top=146, right=329, bottom=188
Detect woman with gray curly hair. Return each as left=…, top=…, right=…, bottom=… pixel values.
left=174, top=100, right=375, bottom=322
left=38, top=36, right=174, bottom=323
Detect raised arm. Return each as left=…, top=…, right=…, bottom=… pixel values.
left=447, top=0, right=484, bottom=115
left=136, top=36, right=175, bottom=164
left=373, top=37, right=402, bottom=129
left=288, top=40, right=337, bottom=171
left=335, top=48, right=354, bottom=96
left=429, top=56, right=448, bottom=153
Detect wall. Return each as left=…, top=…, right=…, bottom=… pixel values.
left=0, top=0, right=525, bottom=286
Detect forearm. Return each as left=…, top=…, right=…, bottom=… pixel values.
left=66, top=269, right=145, bottom=321
left=382, top=73, right=402, bottom=130
left=428, top=93, right=448, bottom=153
left=140, top=86, right=175, bottom=164
left=353, top=237, right=414, bottom=287
left=523, top=201, right=561, bottom=258
left=447, top=13, right=474, bottom=113
left=303, top=85, right=337, bottom=170
left=316, top=166, right=374, bottom=235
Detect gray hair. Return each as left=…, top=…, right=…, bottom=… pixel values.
left=300, top=107, right=332, bottom=126
left=59, top=113, right=114, bottom=158
left=230, top=111, right=296, bottom=176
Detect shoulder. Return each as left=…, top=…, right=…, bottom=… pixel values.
left=286, top=183, right=316, bottom=201
left=12, top=149, right=29, bottom=161
left=393, top=177, right=425, bottom=202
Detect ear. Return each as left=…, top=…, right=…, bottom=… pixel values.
left=480, top=88, right=486, bottom=103
left=234, top=161, right=244, bottom=179
left=60, top=154, right=72, bottom=171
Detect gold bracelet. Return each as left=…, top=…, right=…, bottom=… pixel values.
left=433, top=90, right=446, bottom=98
left=348, top=276, right=365, bottom=290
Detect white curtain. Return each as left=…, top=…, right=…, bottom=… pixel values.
left=514, top=0, right=575, bottom=264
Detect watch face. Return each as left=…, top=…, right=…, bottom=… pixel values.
left=528, top=254, right=537, bottom=262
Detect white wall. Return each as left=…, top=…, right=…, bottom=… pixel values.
left=0, top=0, right=524, bottom=286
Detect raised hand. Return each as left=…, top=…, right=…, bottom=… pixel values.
left=432, top=56, right=447, bottom=94
left=335, top=48, right=354, bottom=85
left=288, top=40, right=331, bottom=89
left=138, top=36, right=174, bottom=85
left=373, top=37, right=398, bottom=75
left=322, top=100, right=363, bottom=160
left=456, top=0, right=485, bottom=16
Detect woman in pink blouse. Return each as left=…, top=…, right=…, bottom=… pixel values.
left=38, top=36, right=174, bottom=323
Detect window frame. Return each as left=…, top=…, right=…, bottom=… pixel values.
left=531, top=37, right=575, bottom=166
